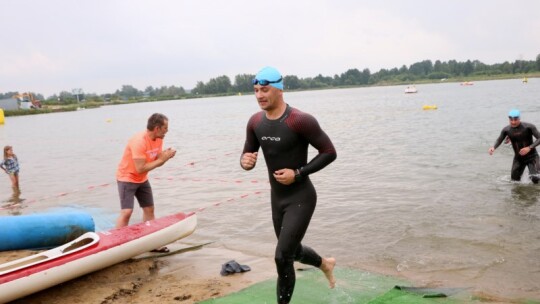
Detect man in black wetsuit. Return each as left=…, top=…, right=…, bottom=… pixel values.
left=240, top=66, right=337, bottom=304
left=489, top=109, right=540, bottom=184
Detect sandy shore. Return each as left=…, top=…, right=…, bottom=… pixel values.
left=1, top=243, right=522, bottom=304
left=1, top=243, right=277, bottom=304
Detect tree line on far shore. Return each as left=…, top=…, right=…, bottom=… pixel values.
left=1, top=55, right=539, bottom=105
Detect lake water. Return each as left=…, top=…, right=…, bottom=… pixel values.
left=1, top=79, right=540, bottom=301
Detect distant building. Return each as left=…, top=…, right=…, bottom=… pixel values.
left=0, top=98, right=19, bottom=110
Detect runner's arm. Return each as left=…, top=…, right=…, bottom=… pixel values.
left=297, top=114, right=337, bottom=176
left=529, top=124, right=540, bottom=149
left=492, top=129, right=508, bottom=150
left=241, top=115, right=261, bottom=170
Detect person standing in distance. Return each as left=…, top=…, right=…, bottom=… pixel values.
left=1, top=145, right=20, bottom=193
left=115, top=113, right=176, bottom=252
left=489, top=109, right=540, bottom=184
left=240, top=66, right=337, bottom=304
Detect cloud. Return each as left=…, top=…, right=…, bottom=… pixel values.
left=1, top=0, right=539, bottom=96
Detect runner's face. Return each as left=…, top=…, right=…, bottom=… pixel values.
left=509, top=117, right=520, bottom=127
left=254, top=85, right=281, bottom=111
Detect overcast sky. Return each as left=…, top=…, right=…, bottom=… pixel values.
left=1, top=0, right=539, bottom=97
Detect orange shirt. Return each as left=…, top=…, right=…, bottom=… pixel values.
left=116, top=131, right=163, bottom=183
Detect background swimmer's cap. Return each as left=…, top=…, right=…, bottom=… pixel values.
left=255, top=66, right=283, bottom=90
left=508, top=109, right=520, bottom=118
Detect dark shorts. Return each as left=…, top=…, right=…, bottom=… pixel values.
left=117, top=180, right=154, bottom=209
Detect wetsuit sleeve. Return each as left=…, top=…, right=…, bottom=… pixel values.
left=294, top=113, right=337, bottom=176
left=493, top=128, right=508, bottom=149
left=241, top=114, right=261, bottom=156
left=530, top=124, right=540, bottom=149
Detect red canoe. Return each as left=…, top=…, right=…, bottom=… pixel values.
left=0, top=212, right=197, bottom=303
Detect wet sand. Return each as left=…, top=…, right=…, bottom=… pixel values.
left=1, top=243, right=276, bottom=304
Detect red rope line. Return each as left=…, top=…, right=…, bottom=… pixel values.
left=0, top=178, right=269, bottom=211
left=1, top=151, right=266, bottom=212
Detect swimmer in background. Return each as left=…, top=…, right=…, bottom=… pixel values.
left=489, top=109, right=540, bottom=183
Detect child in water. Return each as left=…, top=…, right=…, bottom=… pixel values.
left=1, top=145, right=20, bottom=193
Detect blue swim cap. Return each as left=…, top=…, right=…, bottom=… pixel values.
left=508, top=109, right=520, bottom=118
left=255, top=66, right=283, bottom=90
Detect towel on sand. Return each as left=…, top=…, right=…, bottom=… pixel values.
left=220, top=260, right=251, bottom=276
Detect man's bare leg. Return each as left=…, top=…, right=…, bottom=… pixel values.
left=116, top=209, right=133, bottom=228
left=142, top=205, right=155, bottom=222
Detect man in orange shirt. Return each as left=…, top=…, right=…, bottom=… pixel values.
left=115, top=113, right=176, bottom=252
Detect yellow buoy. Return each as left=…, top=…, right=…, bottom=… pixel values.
left=0, top=108, right=4, bottom=124
left=422, top=105, right=437, bottom=110
left=106, top=118, right=112, bottom=123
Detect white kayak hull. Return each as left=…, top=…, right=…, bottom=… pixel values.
left=0, top=212, right=197, bottom=303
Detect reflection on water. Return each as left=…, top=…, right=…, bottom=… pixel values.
left=2, top=188, right=24, bottom=215
left=1, top=79, right=540, bottom=300
left=510, top=184, right=540, bottom=206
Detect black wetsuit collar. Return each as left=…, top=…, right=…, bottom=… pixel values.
left=264, top=104, right=291, bottom=124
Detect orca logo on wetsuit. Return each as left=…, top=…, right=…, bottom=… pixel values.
left=261, top=136, right=281, bottom=141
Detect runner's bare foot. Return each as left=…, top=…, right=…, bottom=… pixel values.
left=320, top=257, right=336, bottom=288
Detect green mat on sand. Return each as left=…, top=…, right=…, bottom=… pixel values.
left=199, top=267, right=477, bottom=304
